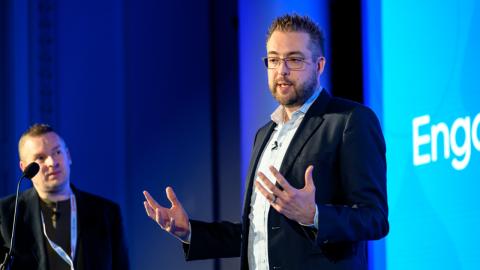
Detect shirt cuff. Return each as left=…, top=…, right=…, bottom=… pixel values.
left=299, top=204, right=318, bottom=229
left=179, top=222, right=192, bottom=244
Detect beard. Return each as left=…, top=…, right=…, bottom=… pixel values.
left=269, top=70, right=318, bottom=108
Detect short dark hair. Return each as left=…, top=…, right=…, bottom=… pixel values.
left=266, top=13, right=325, bottom=58
left=18, top=123, right=63, bottom=159
left=21, top=123, right=54, bottom=137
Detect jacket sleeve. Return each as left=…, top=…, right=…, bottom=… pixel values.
left=0, top=216, right=8, bottom=263
left=315, top=106, right=389, bottom=244
left=0, top=199, right=12, bottom=263
left=183, top=220, right=242, bottom=260
left=111, top=203, right=130, bottom=270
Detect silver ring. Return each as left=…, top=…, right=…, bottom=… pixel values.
left=271, top=195, right=277, bottom=204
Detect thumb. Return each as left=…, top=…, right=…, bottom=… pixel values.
left=166, top=186, right=180, bottom=207
left=304, top=165, right=315, bottom=190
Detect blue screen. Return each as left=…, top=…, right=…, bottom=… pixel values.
left=364, top=0, right=480, bottom=269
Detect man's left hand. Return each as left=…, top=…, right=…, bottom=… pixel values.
left=255, top=165, right=316, bottom=225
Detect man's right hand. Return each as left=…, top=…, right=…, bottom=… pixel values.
left=143, top=187, right=191, bottom=242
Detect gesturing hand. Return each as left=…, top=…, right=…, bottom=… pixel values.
left=143, top=187, right=190, bottom=242
left=255, top=165, right=316, bottom=225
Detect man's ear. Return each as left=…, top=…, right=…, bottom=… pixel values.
left=316, top=56, right=326, bottom=74
left=67, top=148, right=72, bottom=165
left=19, top=160, right=25, bottom=172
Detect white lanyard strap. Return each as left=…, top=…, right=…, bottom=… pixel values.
left=41, top=194, right=77, bottom=270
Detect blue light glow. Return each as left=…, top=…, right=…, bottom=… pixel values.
left=364, top=0, right=480, bottom=269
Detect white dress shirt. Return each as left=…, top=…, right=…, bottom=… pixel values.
left=247, top=88, right=321, bottom=270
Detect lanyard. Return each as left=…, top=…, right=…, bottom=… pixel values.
left=40, top=193, right=78, bottom=270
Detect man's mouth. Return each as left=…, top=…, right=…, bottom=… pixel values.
left=276, top=81, right=294, bottom=93
left=275, top=77, right=294, bottom=87
left=46, top=171, right=61, bottom=178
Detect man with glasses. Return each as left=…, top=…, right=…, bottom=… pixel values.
left=144, top=13, right=388, bottom=270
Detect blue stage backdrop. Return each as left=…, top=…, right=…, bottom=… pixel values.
left=364, top=0, right=480, bottom=269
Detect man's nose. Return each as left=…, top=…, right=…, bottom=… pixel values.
left=278, top=60, right=290, bottom=75
left=45, top=156, right=58, bottom=167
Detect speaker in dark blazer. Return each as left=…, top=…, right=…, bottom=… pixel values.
left=144, top=13, right=388, bottom=270
left=183, top=90, right=389, bottom=270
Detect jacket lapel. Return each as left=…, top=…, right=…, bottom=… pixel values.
left=71, top=186, right=84, bottom=269
left=279, top=90, right=331, bottom=184
left=242, top=122, right=276, bottom=212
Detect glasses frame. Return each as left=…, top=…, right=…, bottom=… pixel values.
left=262, top=56, right=312, bottom=70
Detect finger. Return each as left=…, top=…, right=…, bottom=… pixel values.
left=166, top=217, right=175, bottom=233
left=166, top=186, right=180, bottom=207
left=268, top=166, right=293, bottom=193
left=143, top=190, right=161, bottom=209
left=257, top=171, right=285, bottom=199
left=155, top=208, right=169, bottom=229
left=269, top=200, right=282, bottom=213
left=255, top=180, right=285, bottom=214
left=304, top=165, right=315, bottom=190
left=254, top=180, right=277, bottom=203
left=144, top=201, right=156, bottom=219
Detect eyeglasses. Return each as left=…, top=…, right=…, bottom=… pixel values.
left=262, top=57, right=311, bottom=70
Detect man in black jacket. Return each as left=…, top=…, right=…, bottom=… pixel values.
left=0, top=124, right=129, bottom=270
left=144, top=14, right=388, bottom=270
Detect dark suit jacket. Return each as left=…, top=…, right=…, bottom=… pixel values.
left=0, top=186, right=129, bottom=270
left=184, top=90, right=389, bottom=270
